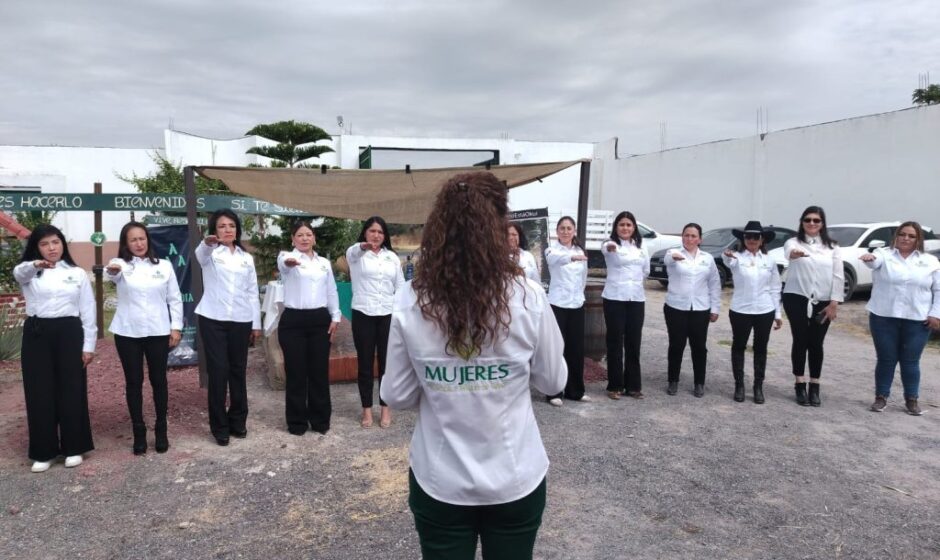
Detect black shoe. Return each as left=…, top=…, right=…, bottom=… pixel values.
left=808, top=383, right=821, bottom=407
left=734, top=383, right=745, bottom=402
left=753, top=383, right=765, bottom=404
left=667, top=382, right=678, bottom=395
left=693, top=384, right=705, bottom=398
left=132, top=423, right=147, bottom=456
left=795, top=383, right=809, bottom=406
left=231, top=428, right=248, bottom=439
left=215, top=436, right=230, bottom=446
left=154, top=429, right=169, bottom=453
left=288, top=427, right=306, bottom=436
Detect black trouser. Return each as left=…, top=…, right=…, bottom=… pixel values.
left=782, top=294, right=831, bottom=379
left=728, top=310, right=775, bottom=383
left=198, top=316, right=252, bottom=439
left=21, top=316, right=94, bottom=461
left=278, top=307, right=332, bottom=434
left=114, top=334, right=170, bottom=427
left=663, top=304, right=711, bottom=385
left=352, top=310, right=391, bottom=408
left=409, top=470, right=546, bottom=560
left=603, top=299, right=644, bottom=393
left=549, top=305, right=585, bottom=400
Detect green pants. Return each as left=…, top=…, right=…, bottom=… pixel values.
left=408, top=470, right=547, bottom=560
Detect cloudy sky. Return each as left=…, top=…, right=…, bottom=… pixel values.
left=1, top=0, right=937, bottom=155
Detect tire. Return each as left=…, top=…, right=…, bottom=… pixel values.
left=717, top=264, right=730, bottom=286
left=843, top=265, right=857, bottom=301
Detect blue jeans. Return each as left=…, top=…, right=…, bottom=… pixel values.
left=869, top=313, right=932, bottom=399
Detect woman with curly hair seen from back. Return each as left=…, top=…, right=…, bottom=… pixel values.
left=381, top=171, right=567, bottom=560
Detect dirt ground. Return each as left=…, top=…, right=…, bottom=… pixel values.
left=1, top=282, right=938, bottom=559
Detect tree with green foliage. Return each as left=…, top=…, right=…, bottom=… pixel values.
left=245, top=120, right=335, bottom=168
left=245, top=120, right=358, bottom=279
left=117, top=152, right=230, bottom=198
left=0, top=211, right=57, bottom=292
left=912, top=84, right=940, bottom=105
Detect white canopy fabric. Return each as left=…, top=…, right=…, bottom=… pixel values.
left=195, top=160, right=585, bottom=224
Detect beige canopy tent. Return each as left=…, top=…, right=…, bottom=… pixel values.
left=193, top=160, right=587, bottom=224
left=183, top=160, right=591, bottom=385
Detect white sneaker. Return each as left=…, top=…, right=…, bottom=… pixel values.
left=64, top=455, right=83, bottom=468
left=578, top=395, right=592, bottom=402
left=31, top=461, right=52, bottom=473
left=548, top=398, right=563, bottom=407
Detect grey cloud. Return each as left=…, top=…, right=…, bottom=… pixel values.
left=1, top=0, right=937, bottom=153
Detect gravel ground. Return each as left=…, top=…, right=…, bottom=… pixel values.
left=1, top=282, right=938, bottom=559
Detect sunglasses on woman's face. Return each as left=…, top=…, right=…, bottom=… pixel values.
left=897, top=233, right=917, bottom=239
left=802, top=218, right=823, bottom=224
left=743, top=233, right=762, bottom=240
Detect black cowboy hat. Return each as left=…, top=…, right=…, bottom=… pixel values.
left=732, top=220, right=776, bottom=243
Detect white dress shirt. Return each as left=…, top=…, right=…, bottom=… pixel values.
left=106, top=257, right=184, bottom=337
left=346, top=244, right=404, bottom=316
left=864, top=248, right=940, bottom=321
left=277, top=249, right=341, bottom=322
left=783, top=237, right=844, bottom=303
left=601, top=239, right=649, bottom=302
left=194, top=242, right=261, bottom=329
left=545, top=241, right=587, bottom=308
left=664, top=247, right=721, bottom=313
left=14, top=261, right=97, bottom=352
left=513, top=250, right=540, bottom=283
left=722, top=250, right=782, bottom=318
left=381, top=278, right=567, bottom=506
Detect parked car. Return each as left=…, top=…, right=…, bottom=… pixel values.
left=649, top=226, right=797, bottom=287
left=635, top=221, right=683, bottom=257
left=548, top=210, right=682, bottom=253
left=828, top=222, right=940, bottom=300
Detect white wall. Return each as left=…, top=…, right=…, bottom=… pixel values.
left=164, top=129, right=267, bottom=167
left=591, top=105, right=940, bottom=234
left=0, top=145, right=158, bottom=241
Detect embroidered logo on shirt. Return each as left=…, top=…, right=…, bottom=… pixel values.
left=424, top=364, right=510, bottom=391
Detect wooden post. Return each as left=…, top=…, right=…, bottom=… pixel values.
left=576, top=160, right=591, bottom=246
left=93, top=182, right=104, bottom=340
left=184, top=167, right=208, bottom=387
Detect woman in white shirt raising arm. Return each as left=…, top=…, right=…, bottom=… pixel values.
left=14, top=225, right=96, bottom=473
left=106, top=222, right=183, bottom=455
left=722, top=221, right=782, bottom=404
left=381, top=171, right=566, bottom=560
left=278, top=220, right=341, bottom=436
left=346, top=216, right=402, bottom=429
left=508, top=222, right=540, bottom=283
left=544, top=216, right=590, bottom=406
left=194, top=209, right=261, bottom=447
left=860, top=222, right=940, bottom=416
left=601, top=211, right=650, bottom=400
left=663, top=223, right=721, bottom=398
left=782, top=206, right=843, bottom=407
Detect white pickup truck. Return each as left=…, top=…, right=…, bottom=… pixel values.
left=827, top=222, right=940, bottom=299
left=547, top=210, right=681, bottom=254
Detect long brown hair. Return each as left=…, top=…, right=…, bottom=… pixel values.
left=412, top=172, right=517, bottom=359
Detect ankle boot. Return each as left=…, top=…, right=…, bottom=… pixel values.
left=795, top=383, right=809, bottom=406
left=808, top=383, right=821, bottom=407
left=734, top=382, right=745, bottom=402
left=753, top=382, right=765, bottom=404
left=154, top=419, right=169, bottom=453
left=132, top=423, right=147, bottom=455
left=731, top=351, right=745, bottom=402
